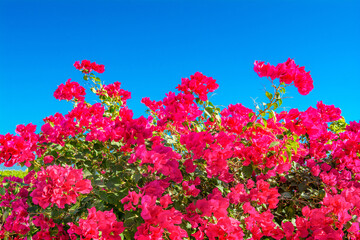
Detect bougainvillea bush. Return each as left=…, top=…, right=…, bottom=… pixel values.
left=0, top=58, right=359, bottom=240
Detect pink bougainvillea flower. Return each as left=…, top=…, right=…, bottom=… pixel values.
left=96, top=81, right=132, bottom=104
left=54, top=79, right=86, bottom=101
left=74, top=60, right=105, bottom=74
left=30, top=164, right=92, bottom=209
left=43, top=155, right=54, bottom=164
left=0, top=123, right=38, bottom=167
left=254, top=58, right=314, bottom=95
left=68, top=207, right=125, bottom=240
left=176, top=72, right=219, bottom=101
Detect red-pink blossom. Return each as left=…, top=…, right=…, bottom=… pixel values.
left=0, top=123, right=38, bottom=167
left=97, top=81, right=131, bottom=104
left=74, top=60, right=105, bottom=74
left=254, top=58, right=314, bottom=95
left=176, top=72, right=219, bottom=101
left=54, top=79, right=86, bottom=101
left=68, top=207, right=125, bottom=240
left=30, top=165, right=92, bottom=209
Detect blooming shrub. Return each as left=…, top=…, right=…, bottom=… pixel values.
left=0, top=58, right=359, bottom=239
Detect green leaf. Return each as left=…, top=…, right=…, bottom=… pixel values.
left=3, top=181, right=10, bottom=188
left=2, top=209, right=10, bottom=222
left=248, top=112, right=254, bottom=119
left=51, top=207, right=63, bottom=219
left=318, top=189, right=325, bottom=198
left=91, top=87, right=97, bottom=93
left=243, top=164, right=253, bottom=178
left=281, top=192, right=292, bottom=199
left=124, top=211, right=139, bottom=228
left=133, top=171, right=142, bottom=184
left=298, top=182, right=307, bottom=192
left=246, top=122, right=254, bottom=128
left=266, top=150, right=276, bottom=157
left=195, top=98, right=202, bottom=104
left=217, top=184, right=224, bottom=194
left=273, top=102, right=279, bottom=109
left=215, top=114, right=221, bottom=122
left=105, top=176, right=121, bottom=189
left=265, top=91, right=273, bottom=100
left=98, top=190, right=109, bottom=202
left=262, top=118, right=267, bottom=128
left=54, top=145, right=63, bottom=151
left=205, top=107, right=214, bottom=113
left=269, top=141, right=280, bottom=149
left=286, top=149, right=292, bottom=160
left=106, top=192, right=120, bottom=205
left=204, top=108, right=212, bottom=117
left=268, top=111, right=274, bottom=119
left=270, top=110, right=276, bottom=120
left=0, top=187, right=5, bottom=195
left=286, top=206, right=295, bottom=217
left=300, top=192, right=310, bottom=199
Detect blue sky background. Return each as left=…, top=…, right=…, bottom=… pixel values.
left=1, top=0, right=359, bottom=170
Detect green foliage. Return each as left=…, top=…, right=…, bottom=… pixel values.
left=329, top=117, right=347, bottom=133
left=0, top=169, right=27, bottom=182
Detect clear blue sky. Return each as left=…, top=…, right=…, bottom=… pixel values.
left=1, top=0, right=360, bottom=169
